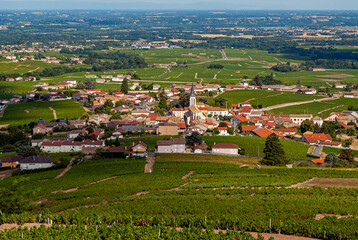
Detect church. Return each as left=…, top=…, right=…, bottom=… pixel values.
left=184, top=82, right=205, bottom=125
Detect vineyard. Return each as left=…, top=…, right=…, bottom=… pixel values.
left=1, top=155, right=358, bottom=239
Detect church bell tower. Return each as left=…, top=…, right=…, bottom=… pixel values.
left=189, top=82, right=196, bottom=106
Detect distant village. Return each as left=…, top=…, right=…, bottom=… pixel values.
left=1, top=76, right=358, bottom=170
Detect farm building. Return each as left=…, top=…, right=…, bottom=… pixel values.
left=211, top=143, right=238, bottom=156
left=20, top=156, right=54, bottom=171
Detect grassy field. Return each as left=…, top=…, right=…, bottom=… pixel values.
left=0, top=100, right=85, bottom=126
left=203, top=136, right=311, bottom=161
left=267, top=97, right=358, bottom=117
left=215, top=90, right=325, bottom=107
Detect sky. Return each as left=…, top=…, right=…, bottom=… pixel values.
left=1, top=0, right=358, bottom=10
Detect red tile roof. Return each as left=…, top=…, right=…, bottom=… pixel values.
left=275, top=128, right=298, bottom=133
left=311, top=158, right=325, bottom=165
left=241, top=125, right=258, bottom=132
left=212, top=143, right=238, bottom=149
left=338, top=121, right=355, bottom=129
left=218, top=127, right=227, bottom=130
left=234, top=115, right=248, bottom=122
left=303, top=133, right=332, bottom=144
left=176, top=122, right=187, bottom=129
left=253, top=128, right=284, bottom=138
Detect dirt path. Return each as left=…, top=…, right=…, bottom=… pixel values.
left=176, top=72, right=183, bottom=78
left=83, top=106, right=91, bottom=112
left=54, top=159, right=73, bottom=179
left=144, top=156, right=155, bottom=173
left=262, top=97, right=333, bottom=111
left=213, top=74, right=217, bottom=79
left=49, top=107, right=57, bottom=120
left=287, top=178, right=317, bottom=188
left=52, top=176, right=119, bottom=194
left=0, top=168, right=17, bottom=180
left=27, top=67, right=41, bottom=73
left=317, top=104, right=344, bottom=114
left=194, top=73, right=198, bottom=79
left=273, top=57, right=283, bottom=63
left=182, top=171, right=195, bottom=180
left=220, top=49, right=227, bottom=60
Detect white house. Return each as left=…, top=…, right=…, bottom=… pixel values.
left=289, top=114, right=313, bottom=125
left=207, top=107, right=229, bottom=117
left=218, top=127, right=229, bottom=136
left=156, top=137, right=186, bottom=153
left=40, top=140, right=104, bottom=153
left=211, top=143, right=238, bottom=156
left=20, top=156, right=54, bottom=170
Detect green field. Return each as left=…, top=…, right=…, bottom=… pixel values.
left=215, top=89, right=325, bottom=107
left=0, top=100, right=85, bottom=126
left=267, top=97, right=358, bottom=117
left=2, top=156, right=358, bottom=238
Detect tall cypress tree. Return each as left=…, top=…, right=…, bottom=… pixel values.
left=121, top=78, right=129, bottom=94
left=261, top=133, right=290, bottom=166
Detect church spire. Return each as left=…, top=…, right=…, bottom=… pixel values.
left=190, top=81, right=195, bottom=97
left=189, top=82, right=196, bottom=106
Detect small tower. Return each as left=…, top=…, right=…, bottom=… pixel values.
left=189, top=82, right=196, bottom=106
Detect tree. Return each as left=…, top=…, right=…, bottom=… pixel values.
left=325, top=153, right=339, bottom=166
left=23, top=147, right=40, bottom=157
left=77, top=82, right=86, bottom=89
left=253, top=75, right=262, bottom=86
left=219, top=122, right=228, bottom=127
left=300, top=120, right=315, bottom=133
left=347, top=128, right=356, bottom=136
left=340, top=148, right=354, bottom=162
left=158, top=97, right=167, bottom=109
left=84, top=79, right=96, bottom=90
left=121, top=78, right=129, bottom=94
left=186, top=132, right=203, bottom=147
left=261, top=134, right=289, bottom=166
left=178, top=93, right=190, bottom=107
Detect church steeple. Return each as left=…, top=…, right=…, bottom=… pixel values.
left=189, top=82, right=196, bottom=106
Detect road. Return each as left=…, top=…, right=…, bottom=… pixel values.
left=158, top=68, right=171, bottom=77
left=261, top=97, right=333, bottom=111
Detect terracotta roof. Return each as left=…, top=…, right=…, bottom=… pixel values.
left=218, top=127, right=227, bottom=130
left=311, top=158, right=325, bottom=165
left=35, top=124, right=46, bottom=129
left=234, top=115, right=248, bottom=122
left=157, top=137, right=186, bottom=146
left=241, top=125, right=258, bottom=132
left=303, top=133, right=332, bottom=144
left=338, top=121, right=355, bottom=129
left=176, top=122, right=187, bottom=129
left=212, top=143, right=238, bottom=149
left=133, top=141, right=148, bottom=149
left=253, top=128, right=274, bottom=138
left=322, top=140, right=342, bottom=146
left=275, top=128, right=298, bottom=133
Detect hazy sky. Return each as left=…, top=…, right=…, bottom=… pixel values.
left=1, top=0, right=358, bottom=10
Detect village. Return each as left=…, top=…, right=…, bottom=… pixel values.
left=1, top=78, right=357, bottom=170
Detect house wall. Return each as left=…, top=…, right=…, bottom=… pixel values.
left=212, top=148, right=237, bottom=156
left=20, top=163, right=53, bottom=170
left=157, top=144, right=185, bottom=153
